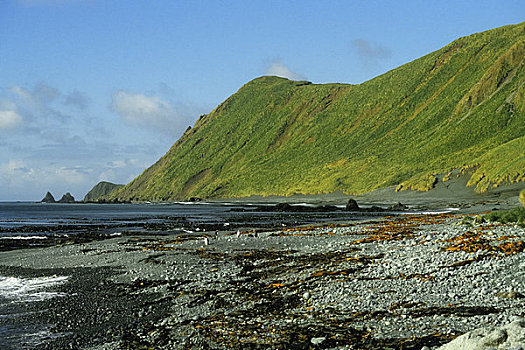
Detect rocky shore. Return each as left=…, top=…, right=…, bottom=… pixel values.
left=0, top=212, right=524, bottom=349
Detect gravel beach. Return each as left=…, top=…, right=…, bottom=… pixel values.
left=0, top=211, right=524, bottom=349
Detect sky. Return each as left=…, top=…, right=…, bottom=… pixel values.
left=0, top=0, right=523, bottom=201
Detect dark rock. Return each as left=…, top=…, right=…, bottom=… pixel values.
left=389, top=202, right=408, bottom=211
left=58, top=192, right=76, bottom=203
left=368, top=205, right=384, bottom=212
left=345, top=199, right=360, bottom=211
left=41, top=191, right=56, bottom=203
left=275, top=203, right=293, bottom=211
left=189, top=197, right=202, bottom=202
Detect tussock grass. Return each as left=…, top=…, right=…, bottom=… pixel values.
left=107, top=22, right=525, bottom=201
left=484, top=207, right=525, bottom=226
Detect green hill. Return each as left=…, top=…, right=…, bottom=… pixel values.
left=108, top=22, right=525, bottom=202
left=84, top=181, right=124, bottom=202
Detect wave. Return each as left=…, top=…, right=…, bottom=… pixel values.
left=0, top=275, right=68, bottom=303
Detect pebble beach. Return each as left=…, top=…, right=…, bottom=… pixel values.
left=0, top=211, right=524, bottom=349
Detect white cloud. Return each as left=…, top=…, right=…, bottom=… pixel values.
left=111, top=91, right=169, bottom=122
left=110, top=90, right=193, bottom=136
left=54, top=166, right=91, bottom=184
left=0, top=110, right=23, bottom=129
left=107, top=160, right=127, bottom=169
left=265, top=62, right=306, bottom=81
left=1, top=161, right=90, bottom=200
left=9, top=83, right=70, bottom=125
left=4, top=160, right=33, bottom=175
left=11, top=84, right=59, bottom=108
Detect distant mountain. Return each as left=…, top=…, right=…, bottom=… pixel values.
left=108, top=22, right=525, bottom=202
left=84, top=181, right=124, bottom=202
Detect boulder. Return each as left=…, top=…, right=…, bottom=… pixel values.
left=437, top=318, right=525, bottom=350
left=41, top=192, right=56, bottom=203
left=275, top=203, right=293, bottom=211
left=345, top=198, right=360, bottom=211
left=367, top=205, right=384, bottom=212
left=58, top=192, right=76, bottom=203
left=389, top=202, right=408, bottom=211
left=473, top=215, right=486, bottom=224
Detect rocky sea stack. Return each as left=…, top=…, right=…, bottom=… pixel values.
left=58, top=192, right=76, bottom=203
left=41, top=192, right=56, bottom=203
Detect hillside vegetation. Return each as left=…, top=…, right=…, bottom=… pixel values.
left=109, top=22, right=525, bottom=202
left=84, top=181, right=123, bottom=202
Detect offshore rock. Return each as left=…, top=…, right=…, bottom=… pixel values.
left=345, top=198, right=360, bottom=211
left=41, top=192, right=56, bottom=203
left=58, top=192, right=76, bottom=203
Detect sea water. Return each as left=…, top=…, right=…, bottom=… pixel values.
left=0, top=275, right=69, bottom=349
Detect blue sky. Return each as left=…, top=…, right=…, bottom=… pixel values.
left=0, top=0, right=523, bottom=201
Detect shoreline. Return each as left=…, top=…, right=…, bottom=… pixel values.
left=23, top=173, right=525, bottom=210
left=0, top=210, right=524, bottom=349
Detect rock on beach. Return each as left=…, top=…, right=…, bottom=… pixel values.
left=437, top=318, right=525, bottom=350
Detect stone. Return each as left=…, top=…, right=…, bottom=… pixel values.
left=473, top=215, right=486, bottom=224
left=275, top=203, right=293, bottom=211
left=311, top=337, right=326, bottom=345
left=345, top=198, right=360, bottom=211
left=496, top=291, right=524, bottom=299
left=58, top=192, right=76, bottom=203
left=41, top=191, right=56, bottom=203
left=389, top=202, right=408, bottom=211
left=437, top=318, right=525, bottom=350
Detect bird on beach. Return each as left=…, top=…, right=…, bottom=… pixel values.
left=236, top=230, right=241, bottom=238
left=215, top=230, right=219, bottom=240
left=203, top=236, right=209, bottom=246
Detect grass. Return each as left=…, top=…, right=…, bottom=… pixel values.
left=83, top=181, right=123, bottom=202
left=106, top=22, right=525, bottom=201
left=484, top=207, right=525, bottom=226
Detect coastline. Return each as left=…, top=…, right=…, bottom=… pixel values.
left=0, top=207, right=523, bottom=349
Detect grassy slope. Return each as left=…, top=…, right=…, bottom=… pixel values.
left=83, top=181, right=124, bottom=202
left=109, top=22, right=525, bottom=201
